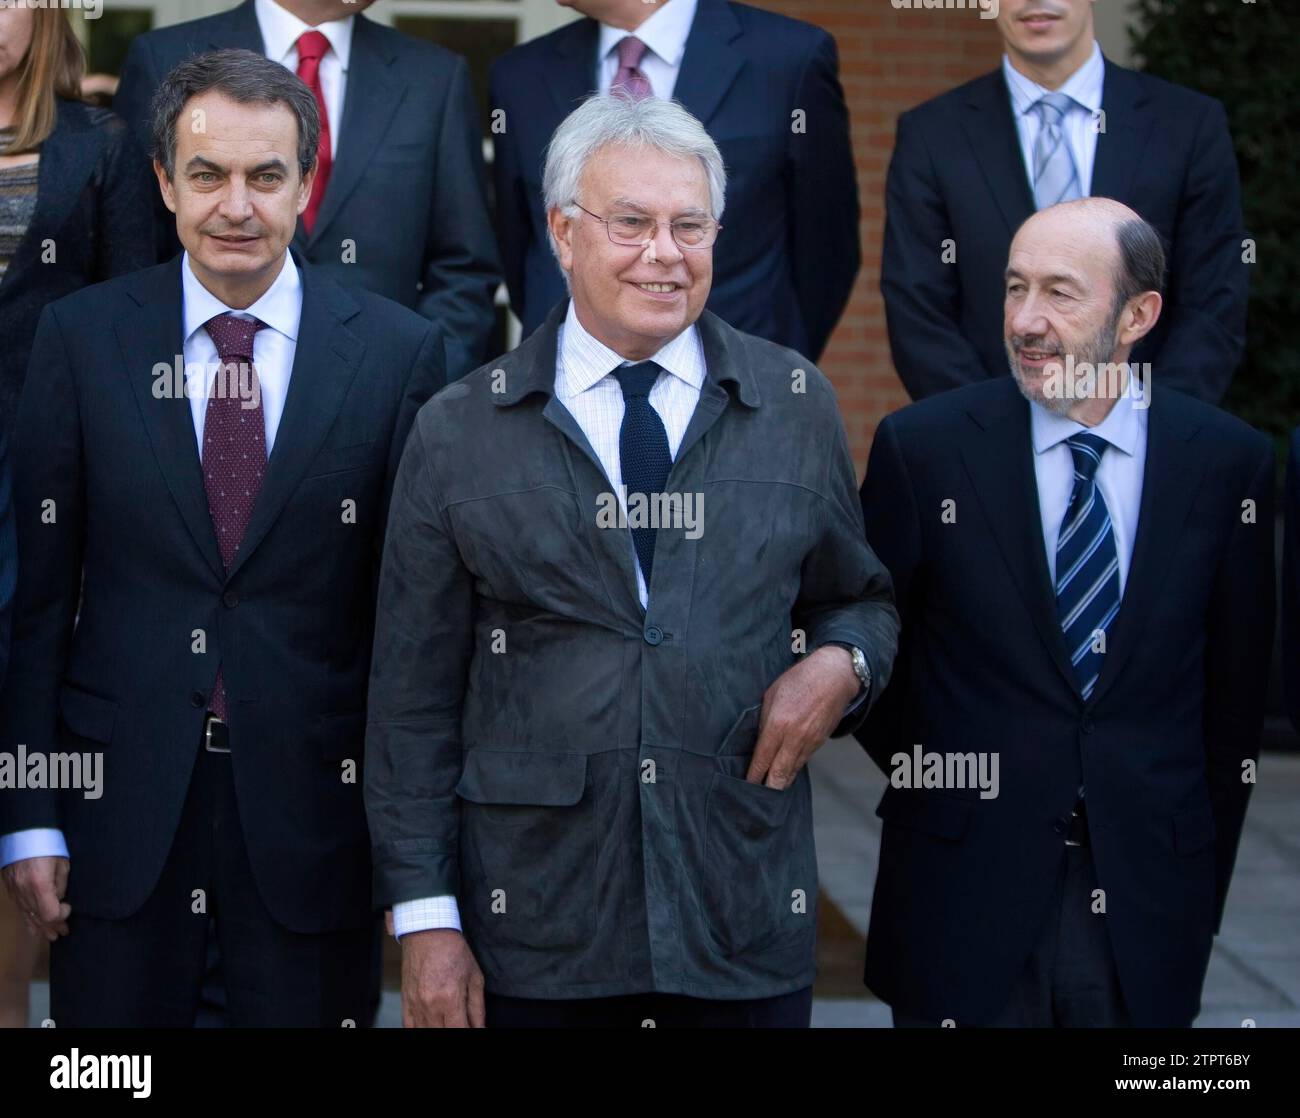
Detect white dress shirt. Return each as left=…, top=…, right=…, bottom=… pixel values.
left=1030, top=389, right=1147, bottom=596
left=254, top=0, right=353, bottom=158
left=0, top=252, right=303, bottom=872
left=596, top=0, right=699, bottom=100
left=1002, top=39, right=1105, bottom=198
left=391, top=301, right=705, bottom=939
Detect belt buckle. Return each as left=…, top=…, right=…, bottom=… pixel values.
left=204, top=715, right=230, bottom=753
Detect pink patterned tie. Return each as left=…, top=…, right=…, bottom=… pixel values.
left=612, top=36, right=653, bottom=100
left=202, top=312, right=268, bottom=719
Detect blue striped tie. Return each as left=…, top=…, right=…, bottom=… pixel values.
left=1056, top=432, right=1120, bottom=700
left=1032, top=92, right=1082, bottom=209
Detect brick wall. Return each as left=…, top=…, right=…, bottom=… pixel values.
left=755, top=1, right=1002, bottom=474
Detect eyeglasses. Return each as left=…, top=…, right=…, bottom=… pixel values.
left=572, top=202, right=721, bottom=250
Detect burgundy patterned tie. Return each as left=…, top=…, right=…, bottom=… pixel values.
left=202, top=312, right=268, bottom=718
left=612, top=36, right=652, bottom=100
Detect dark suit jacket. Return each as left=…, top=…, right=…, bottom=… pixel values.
left=0, top=425, right=14, bottom=692
left=856, top=378, right=1273, bottom=1027
left=0, top=98, right=156, bottom=434
left=490, top=0, right=859, bottom=361
left=0, top=251, right=445, bottom=934
left=365, top=301, right=898, bottom=1000
left=881, top=60, right=1248, bottom=403
left=1283, top=428, right=1300, bottom=733
left=114, top=1, right=500, bottom=380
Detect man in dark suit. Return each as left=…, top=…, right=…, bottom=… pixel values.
left=114, top=0, right=499, bottom=381
left=365, top=93, right=897, bottom=1028
left=491, top=0, right=859, bottom=361
left=0, top=50, right=444, bottom=1026
left=1283, top=429, right=1300, bottom=734
left=858, top=198, right=1273, bottom=1027
left=881, top=0, right=1247, bottom=403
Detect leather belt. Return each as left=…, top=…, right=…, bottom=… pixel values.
left=204, top=713, right=230, bottom=754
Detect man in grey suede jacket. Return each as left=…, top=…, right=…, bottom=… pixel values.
left=364, top=93, right=898, bottom=1029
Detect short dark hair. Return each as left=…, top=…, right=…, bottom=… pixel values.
left=1112, top=217, right=1166, bottom=318
left=150, top=48, right=320, bottom=180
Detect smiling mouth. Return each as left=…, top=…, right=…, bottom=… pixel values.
left=633, top=282, right=681, bottom=294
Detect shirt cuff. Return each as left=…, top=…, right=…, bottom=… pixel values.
left=392, top=895, right=462, bottom=938
left=0, top=828, right=69, bottom=869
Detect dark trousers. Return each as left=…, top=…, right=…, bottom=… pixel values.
left=894, top=845, right=1135, bottom=1028
left=51, top=740, right=371, bottom=1027
left=485, top=985, right=813, bottom=1028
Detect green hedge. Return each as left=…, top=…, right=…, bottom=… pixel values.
left=1130, top=0, right=1299, bottom=446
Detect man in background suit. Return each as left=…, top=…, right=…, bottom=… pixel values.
left=366, top=93, right=896, bottom=1028
left=0, top=51, right=444, bottom=1025
left=1282, top=429, right=1300, bottom=735
left=881, top=0, right=1247, bottom=403
left=858, top=198, right=1272, bottom=1027
left=115, top=0, right=500, bottom=381
left=491, top=0, right=859, bottom=361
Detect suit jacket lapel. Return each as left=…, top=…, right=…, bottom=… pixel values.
left=118, top=257, right=227, bottom=582
left=548, top=18, right=600, bottom=119
left=673, top=0, right=745, bottom=127
left=964, top=71, right=1035, bottom=238
left=302, top=14, right=403, bottom=249
left=0, top=103, right=105, bottom=301
left=1087, top=397, right=1206, bottom=706
left=1089, top=59, right=1151, bottom=200
left=960, top=383, right=1079, bottom=695
left=225, top=258, right=365, bottom=580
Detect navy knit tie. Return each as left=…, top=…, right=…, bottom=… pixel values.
left=614, top=361, right=671, bottom=585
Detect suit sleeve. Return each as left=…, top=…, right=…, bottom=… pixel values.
left=365, top=404, right=475, bottom=907
left=1202, top=434, right=1274, bottom=932
left=414, top=56, right=503, bottom=383
left=853, top=416, right=922, bottom=774
left=112, top=35, right=172, bottom=265
left=787, top=31, right=860, bottom=363
left=881, top=112, right=995, bottom=399
left=95, top=116, right=162, bottom=280
left=0, top=307, right=86, bottom=835
left=1142, top=100, right=1248, bottom=405
left=793, top=384, right=899, bottom=738
left=380, top=325, right=448, bottom=544
left=489, top=60, right=532, bottom=326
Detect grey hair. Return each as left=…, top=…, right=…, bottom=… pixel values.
left=1112, top=217, right=1166, bottom=318
left=151, top=48, right=320, bottom=181
left=542, top=92, right=727, bottom=269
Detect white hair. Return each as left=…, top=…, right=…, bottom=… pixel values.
left=541, top=93, right=727, bottom=273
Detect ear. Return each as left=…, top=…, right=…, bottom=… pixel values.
left=547, top=205, right=576, bottom=275
left=154, top=159, right=178, bottom=215
left=296, top=161, right=317, bottom=216
left=1116, top=290, right=1162, bottom=349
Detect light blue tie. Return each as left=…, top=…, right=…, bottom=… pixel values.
left=1032, top=92, right=1082, bottom=209
left=1055, top=433, right=1120, bottom=700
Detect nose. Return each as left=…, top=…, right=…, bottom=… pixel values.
left=216, top=176, right=255, bottom=223
left=652, top=220, right=683, bottom=264
left=1009, top=288, right=1049, bottom=340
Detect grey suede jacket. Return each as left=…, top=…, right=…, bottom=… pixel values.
left=365, top=302, right=898, bottom=999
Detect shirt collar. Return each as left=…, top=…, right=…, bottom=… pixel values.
left=598, top=0, right=699, bottom=71
left=255, top=0, right=354, bottom=71
left=1030, top=383, right=1144, bottom=459
left=1002, top=39, right=1104, bottom=117
left=556, top=299, right=705, bottom=400
left=182, top=249, right=301, bottom=346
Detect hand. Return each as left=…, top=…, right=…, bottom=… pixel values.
left=1, top=856, right=71, bottom=942
left=400, top=928, right=486, bottom=1028
left=746, top=646, right=861, bottom=790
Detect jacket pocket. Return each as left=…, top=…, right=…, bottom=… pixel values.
left=455, top=751, right=595, bottom=949
left=716, top=704, right=762, bottom=755
left=875, top=788, right=972, bottom=841
left=1172, top=806, right=1216, bottom=856
left=700, top=770, right=817, bottom=958
left=58, top=683, right=117, bottom=745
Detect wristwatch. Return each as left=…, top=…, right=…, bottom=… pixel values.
left=826, top=641, right=871, bottom=699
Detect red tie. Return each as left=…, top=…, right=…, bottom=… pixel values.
left=202, top=313, right=268, bottom=718
left=296, top=30, right=332, bottom=234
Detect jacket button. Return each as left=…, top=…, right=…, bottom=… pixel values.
left=190, top=691, right=206, bottom=708
left=223, top=590, right=240, bottom=608
left=1081, top=717, right=1095, bottom=734
left=643, top=626, right=663, bottom=646
left=1053, top=816, right=1069, bottom=835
